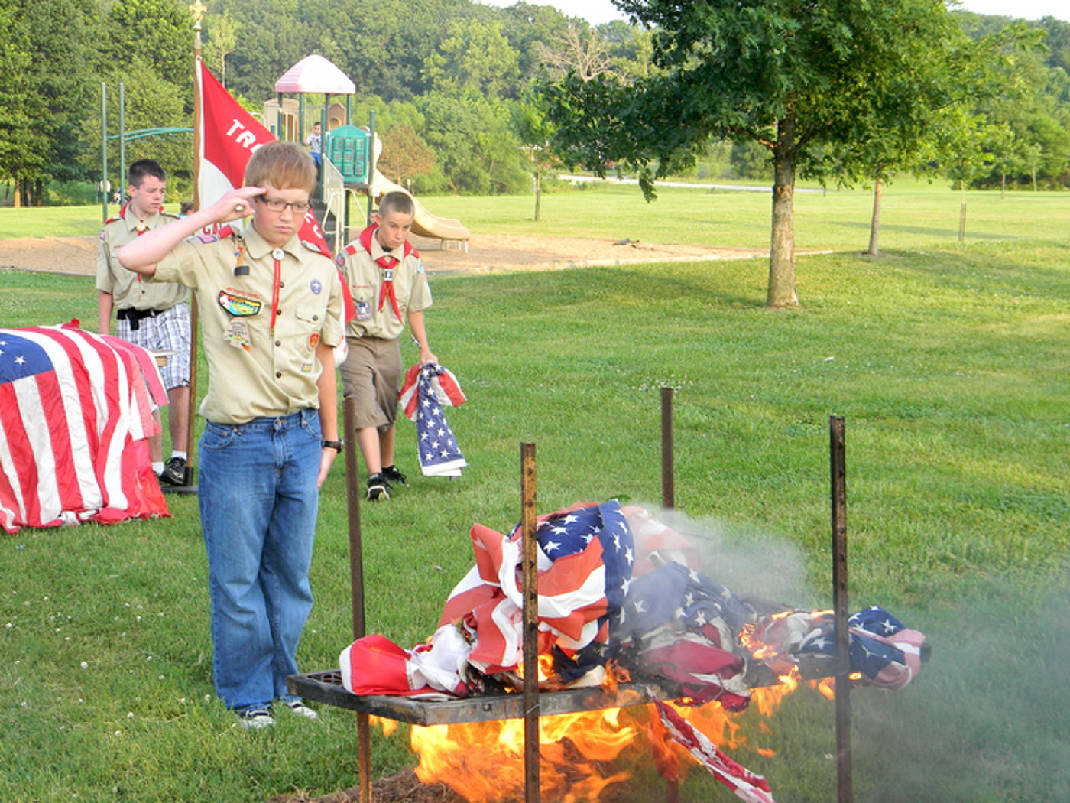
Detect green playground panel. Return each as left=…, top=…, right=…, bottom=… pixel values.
left=324, top=125, right=370, bottom=184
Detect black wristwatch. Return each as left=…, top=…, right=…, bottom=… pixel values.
left=321, top=439, right=343, bottom=453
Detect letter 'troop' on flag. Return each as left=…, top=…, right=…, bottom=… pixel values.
left=197, top=61, right=331, bottom=256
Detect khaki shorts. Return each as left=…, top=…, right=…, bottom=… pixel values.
left=339, top=336, right=401, bottom=432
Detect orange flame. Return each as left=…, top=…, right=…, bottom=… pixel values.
left=410, top=708, right=636, bottom=802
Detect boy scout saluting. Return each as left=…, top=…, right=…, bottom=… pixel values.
left=118, top=142, right=343, bottom=729
left=97, top=159, right=191, bottom=485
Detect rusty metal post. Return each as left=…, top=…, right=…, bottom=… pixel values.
left=660, top=387, right=679, bottom=803
left=344, top=397, right=371, bottom=803
left=660, top=387, right=674, bottom=510
left=520, top=442, right=540, bottom=803
left=829, top=416, right=852, bottom=802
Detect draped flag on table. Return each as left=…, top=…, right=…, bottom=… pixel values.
left=197, top=61, right=354, bottom=322
left=397, top=362, right=467, bottom=477
left=0, top=323, right=170, bottom=533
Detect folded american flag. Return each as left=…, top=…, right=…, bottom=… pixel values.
left=0, top=323, right=169, bottom=533
left=398, top=361, right=467, bottom=477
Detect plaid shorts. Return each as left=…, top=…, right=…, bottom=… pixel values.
left=116, top=303, right=191, bottom=390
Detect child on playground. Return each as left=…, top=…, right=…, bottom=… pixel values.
left=337, top=190, right=436, bottom=501
left=117, top=142, right=344, bottom=729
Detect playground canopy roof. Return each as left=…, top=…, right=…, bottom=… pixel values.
left=274, top=54, right=355, bottom=95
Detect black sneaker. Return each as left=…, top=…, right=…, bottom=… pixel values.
left=382, top=465, right=407, bottom=486
left=366, top=473, right=390, bottom=501
left=161, top=456, right=186, bottom=485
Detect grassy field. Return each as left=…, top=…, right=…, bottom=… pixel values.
left=1, top=183, right=1068, bottom=801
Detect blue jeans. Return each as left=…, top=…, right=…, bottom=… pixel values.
left=198, top=409, right=322, bottom=711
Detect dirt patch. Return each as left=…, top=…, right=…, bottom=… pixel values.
left=0, top=233, right=767, bottom=278
left=265, top=769, right=465, bottom=803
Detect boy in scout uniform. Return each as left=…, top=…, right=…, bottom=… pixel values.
left=96, top=159, right=191, bottom=485
left=338, top=191, right=436, bottom=501
left=117, top=142, right=344, bottom=729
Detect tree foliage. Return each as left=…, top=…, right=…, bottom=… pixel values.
left=1, top=0, right=1068, bottom=207
left=544, top=0, right=980, bottom=306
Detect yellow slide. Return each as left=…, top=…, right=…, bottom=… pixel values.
left=369, top=169, right=470, bottom=243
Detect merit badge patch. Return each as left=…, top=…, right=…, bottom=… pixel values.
left=310, top=278, right=322, bottom=295
left=218, top=288, right=262, bottom=316
left=308, top=332, right=320, bottom=349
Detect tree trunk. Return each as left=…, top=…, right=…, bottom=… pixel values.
left=867, top=177, right=882, bottom=257
left=958, top=178, right=966, bottom=243
left=768, top=115, right=799, bottom=308
left=13, top=178, right=22, bottom=208
left=1000, top=172, right=1005, bottom=200
left=533, top=169, right=541, bottom=222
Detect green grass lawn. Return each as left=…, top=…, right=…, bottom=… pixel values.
left=1, top=186, right=1068, bottom=801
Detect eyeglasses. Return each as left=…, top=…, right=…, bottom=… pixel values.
left=256, top=196, right=312, bottom=213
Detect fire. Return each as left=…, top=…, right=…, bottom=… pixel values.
left=409, top=707, right=637, bottom=802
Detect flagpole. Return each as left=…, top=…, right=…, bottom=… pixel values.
left=182, top=0, right=207, bottom=492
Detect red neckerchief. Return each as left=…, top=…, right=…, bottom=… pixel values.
left=359, top=225, right=413, bottom=321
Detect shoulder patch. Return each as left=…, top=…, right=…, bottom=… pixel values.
left=196, top=233, right=221, bottom=244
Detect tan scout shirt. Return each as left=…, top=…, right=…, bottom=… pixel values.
left=339, top=231, right=432, bottom=341
left=96, top=208, right=188, bottom=311
left=154, top=226, right=344, bottom=425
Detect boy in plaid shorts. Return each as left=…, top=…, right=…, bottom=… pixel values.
left=97, top=159, right=191, bottom=485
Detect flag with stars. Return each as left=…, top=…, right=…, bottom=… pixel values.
left=438, top=500, right=635, bottom=678
left=618, top=560, right=754, bottom=708
left=795, top=605, right=927, bottom=690
left=0, top=324, right=169, bottom=533
left=397, top=361, right=467, bottom=477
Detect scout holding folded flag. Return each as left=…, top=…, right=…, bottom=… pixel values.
left=337, top=190, right=438, bottom=501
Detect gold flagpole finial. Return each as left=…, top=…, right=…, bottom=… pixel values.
left=190, top=0, right=206, bottom=26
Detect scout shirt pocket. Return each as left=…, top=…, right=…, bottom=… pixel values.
left=273, top=306, right=326, bottom=397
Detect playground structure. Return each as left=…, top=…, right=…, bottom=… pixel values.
left=262, top=55, right=469, bottom=252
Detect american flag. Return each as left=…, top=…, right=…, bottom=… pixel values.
left=338, top=500, right=637, bottom=696
left=655, top=699, right=776, bottom=803
left=397, top=362, right=467, bottom=477
left=0, top=325, right=169, bottom=533
left=438, top=500, right=634, bottom=677
left=796, top=604, right=927, bottom=690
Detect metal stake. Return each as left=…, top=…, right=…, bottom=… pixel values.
left=344, top=396, right=371, bottom=803
left=661, top=387, right=675, bottom=510
left=520, top=443, right=540, bottom=803
left=829, top=416, right=852, bottom=802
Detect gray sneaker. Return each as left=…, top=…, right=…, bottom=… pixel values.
left=280, top=699, right=319, bottom=720
left=238, top=708, right=275, bottom=729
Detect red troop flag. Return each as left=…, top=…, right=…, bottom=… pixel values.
left=198, top=61, right=330, bottom=255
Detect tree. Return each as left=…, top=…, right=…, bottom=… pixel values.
left=422, top=18, right=520, bottom=98
left=203, top=9, right=241, bottom=89
left=0, top=0, right=96, bottom=206
left=545, top=0, right=969, bottom=307
left=512, top=92, right=560, bottom=221
left=378, top=123, right=435, bottom=188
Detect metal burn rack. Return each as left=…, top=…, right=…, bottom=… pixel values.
left=288, top=390, right=856, bottom=802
